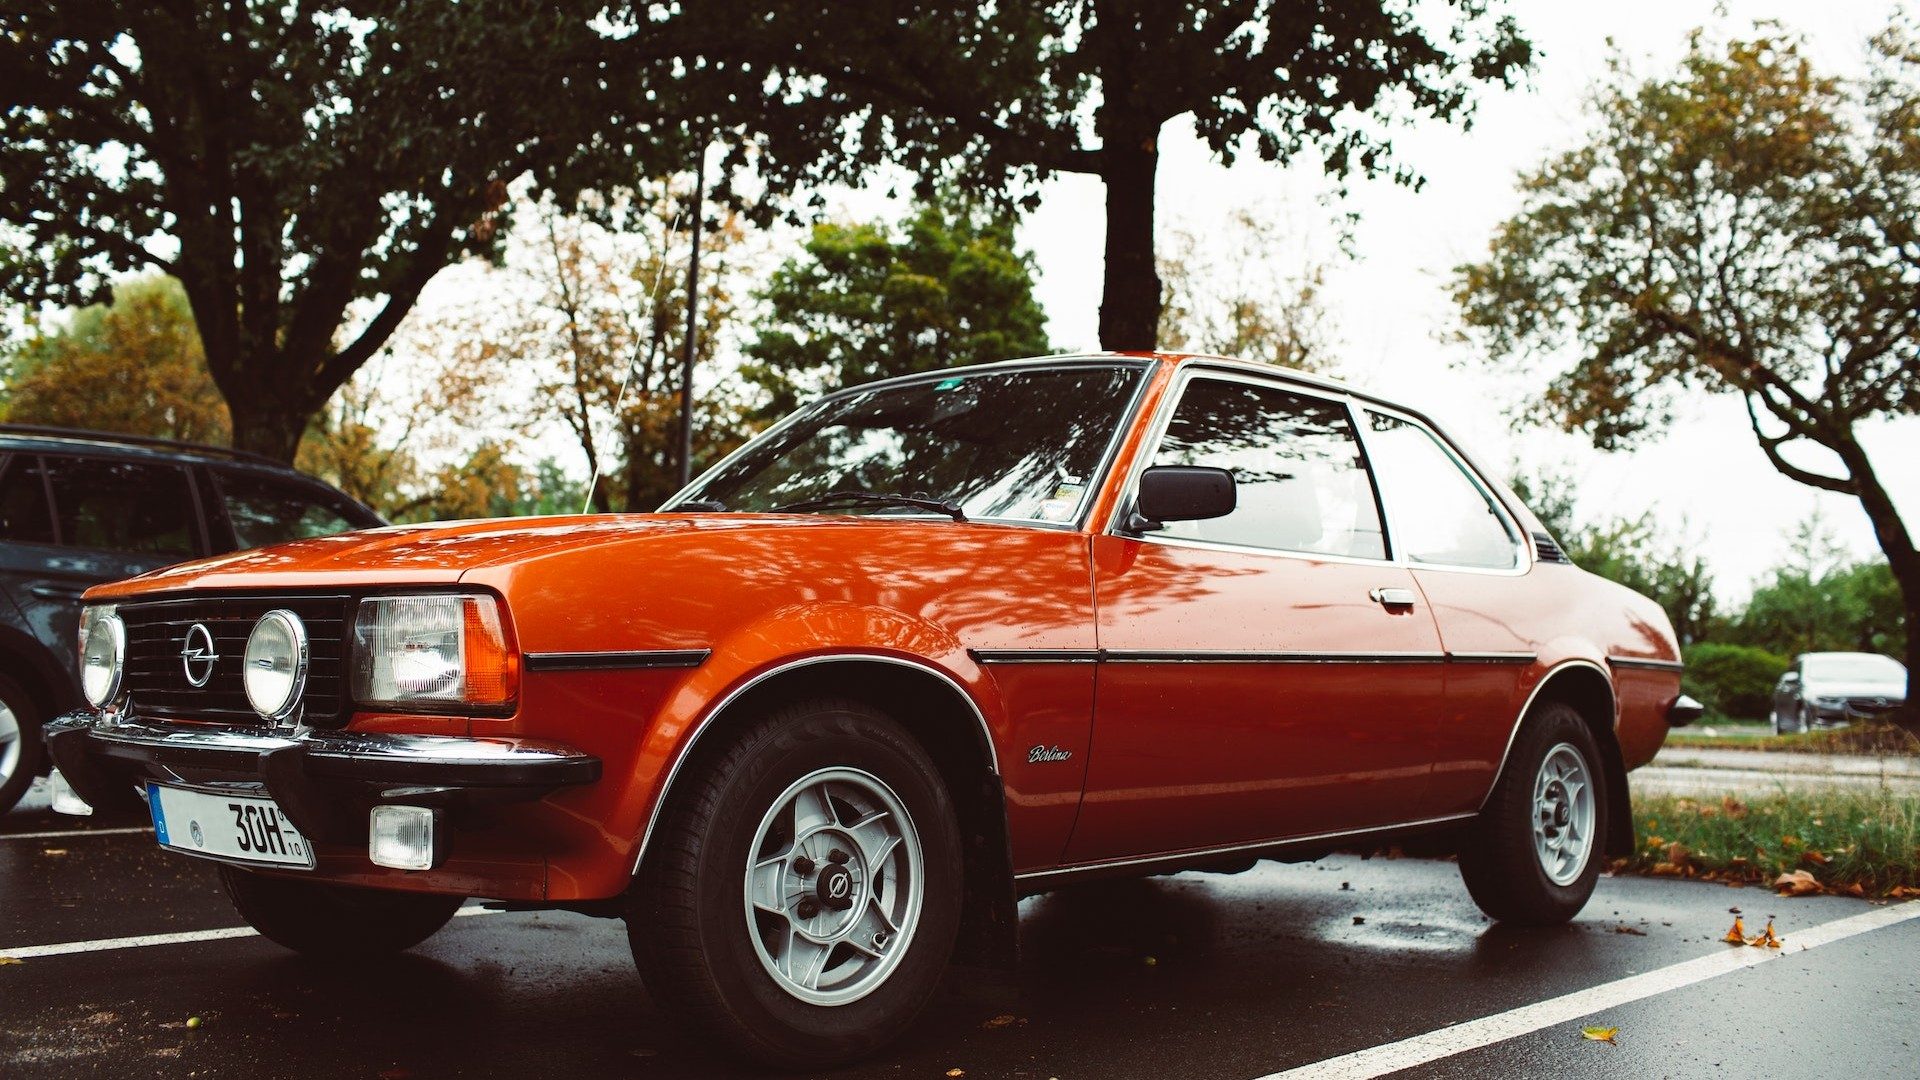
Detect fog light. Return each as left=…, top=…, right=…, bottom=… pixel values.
left=49, top=770, right=94, bottom=817
left=369, top=805, right=443, bottom=871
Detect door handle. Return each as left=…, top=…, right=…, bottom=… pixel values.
left=1369, top=587, right=1418, bottom=609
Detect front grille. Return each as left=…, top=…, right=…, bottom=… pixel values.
left=118, top=595, right=352, bottom=727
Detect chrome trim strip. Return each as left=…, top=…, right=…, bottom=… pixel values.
left=1014, top=812, right=1479, bottom=882
left=630, top=652, right=999, bottom=875
left=1607, top=655, right=1685, bottom=673
left=969, top=649, right=1101, bottom=665
left=523, top=649, right=711, bottom=672
left=1447, top=651, right=1538, bottom=665
left=76, top=717, right=596, bottom=767
left=1102, top=649, right=1448, bottom=665
left=1476, top=658, right=1616, bottom=812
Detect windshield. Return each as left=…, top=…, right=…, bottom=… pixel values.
left=672, top=363, right=1148, bottom=524
left=1803, top=654, right=1906, bottom=682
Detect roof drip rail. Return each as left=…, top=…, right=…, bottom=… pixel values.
left=0, top=424, right=287, bottom=468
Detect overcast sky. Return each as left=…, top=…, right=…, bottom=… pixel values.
left=999, top=0, right=1912, bottom=600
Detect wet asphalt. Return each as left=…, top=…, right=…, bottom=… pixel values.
left=3, top=782, right=1916, bottom=1080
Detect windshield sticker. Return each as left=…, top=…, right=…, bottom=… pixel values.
left=1037, top=482, right=1085, bottom=522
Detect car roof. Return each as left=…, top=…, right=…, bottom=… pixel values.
left=0, top=424, right=293, bottom=472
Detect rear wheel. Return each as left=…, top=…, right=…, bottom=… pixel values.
left=0, top=674, right=45, bottom=815
left=218, top=865, right=464, bottom=957
left=1459, top=701, right=1606, bottom=925
left=628, top=698, right=963, bottom=1068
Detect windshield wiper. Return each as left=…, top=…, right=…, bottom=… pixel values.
left=770, top=490, right=968, bottom=522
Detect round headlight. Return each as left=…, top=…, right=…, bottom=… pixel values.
left=80, top=608, right=125, bottom=708
left=244, top=609, right=309, bottom=722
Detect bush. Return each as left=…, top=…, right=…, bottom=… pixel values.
left=1682, top=642, right=1789, bottom=720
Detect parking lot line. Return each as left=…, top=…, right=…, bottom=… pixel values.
left=0, top=826, right=154, bottom=841
left=0, top=906, right=499, bottom=961
left=1257, top=901, right=1920, bottom=1080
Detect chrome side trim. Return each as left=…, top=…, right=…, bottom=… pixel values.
left=72, top=716, right=596, bottom=768
left=969, top=649, right=1101, bottom=665
left=1102, top=649, right=1448, bottom=665
left=1447, top=651, right=1539, bottom=665
left=1476, top=658, right=1615, bottom=812
left=1014, top=812, right=1479, bottom=882
left=630, top=652, right=999, bottom=874
left=523, top=649, right=711, bottom=672
left=1607, top=655, right=1685, bottom=673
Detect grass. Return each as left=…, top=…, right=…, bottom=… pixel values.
left=1621, top=789, right=1920, bottom=897
left=1662, top=720, right=1919, bottom=757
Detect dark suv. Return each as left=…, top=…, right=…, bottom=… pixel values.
left=0, top=425, right=385, bottom=812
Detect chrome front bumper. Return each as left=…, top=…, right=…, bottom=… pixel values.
left=45, top=711, right=600, bottom=843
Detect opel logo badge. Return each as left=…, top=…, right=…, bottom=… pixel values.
left=828, top=874, right=850, bottom=899
left=181, top=623, right=219, bottom=687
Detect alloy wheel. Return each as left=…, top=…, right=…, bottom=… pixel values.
left=1532, top=742, right=1595, bottom=886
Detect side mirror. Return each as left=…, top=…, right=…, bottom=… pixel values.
left=1127, top=466, right=1236, bottom=533
left=1780, top=671, right=1801, bottom=686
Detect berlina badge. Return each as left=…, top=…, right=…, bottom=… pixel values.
left=1027, top=745, right=1073, bottom=764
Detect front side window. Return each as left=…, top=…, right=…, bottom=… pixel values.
left=1147, top=378, right=1385, bottom=560
left=1362, top=412, right=1518, bottom=570
left=0, top=457, right=55, bottom=545
left=40, top=456, right=198, bottom=557
left=218, top=472, right=369, bottom=550
left=675, top=364, right=1147, bottom=524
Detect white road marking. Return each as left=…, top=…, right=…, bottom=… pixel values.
left=1259, top=901, right=1920, bottom=1080
left=0, top=826, right=154, bottom=842
left=1, top=905, right=499, bottom=960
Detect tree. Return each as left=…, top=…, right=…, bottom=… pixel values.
left=1511, top=469, right=1717, bottom=645
left=1729, top=513, right=1908, bottom=660
left=1, top=2, right=733, bottom=460
left=412, top=194, right=755, bottom=513
left=744, top=199, right=1051, bottom=418
left=1455, top=20, right=1920, bottom=728
left=2, top=274, right=227, bottom=442
left=667, top=1, right=1531, bottom=351
left=1157, top=205, right=1336, bottom=371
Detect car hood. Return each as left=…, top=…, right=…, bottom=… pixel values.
left=84, top=513, right=876, bottom=600
left=1802, top=678, right=1907, bottom=701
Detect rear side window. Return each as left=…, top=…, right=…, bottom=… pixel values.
left=218, top=471, right=363, bottom=549
left=41, top=456, right=199, bottom=557
left=1362, top=412, right=1518, bottom=570
left=1148, top=378, right=1386, bottom=560
left=0, top=457, right=55, bottom=545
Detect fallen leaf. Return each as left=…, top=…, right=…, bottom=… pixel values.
left=1665, top=842, right=1690, bottom=866
left=1721, top=796, right=1747, bottom=818
left=1844, top=883, right=1865, bottom=898
left=1722, top=917, right=1748, bottom=944
left=1800, top=850, right=1830, bottom=867
left=1889, top=885, right=1920, bottom=899
left=946, top=1070, right=966, bottom=1078
left=1748, top=918, right=1784, bottom=949
left=41, top=848, right=67, bottom=856
left=0, top=957, right=21, bottom=966
left=981, top=1015, right=1020, bottom=1030
left=1581, top=1026, right=1618, bottom=1043
left=1142, top=956, right=1158, bottom=967
left=1773, top=870, right=1822, bottom=897
left=1352, top=916, right=1366, bottom=925
left=1612, top=925, right=1647, bottom=936
left=185, top=1016, right=202, bottom=1030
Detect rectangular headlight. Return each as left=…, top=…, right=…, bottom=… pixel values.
left=351, top=594, right=518, bottom=711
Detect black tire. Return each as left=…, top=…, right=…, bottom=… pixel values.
left=219, top=865, right=464, bottom=957
left=628, top=698, right=963, bottom=1069
left=1458, top=701, right=1607, bottom=925
left=0, top=673, right=46, bottom=815
left=1800, top=702, right=1818, bottom=732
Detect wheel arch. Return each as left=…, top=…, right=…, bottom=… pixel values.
left=1484, top=658, right=1634, bottom=860
left=631, top=653, right=1019, bottom=968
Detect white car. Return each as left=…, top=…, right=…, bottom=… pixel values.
left=1771, top=652, right=1908, bottom=733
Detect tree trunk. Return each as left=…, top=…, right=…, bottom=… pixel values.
left=1098, top=140, right=1162, bottom=352
left=1833, top=439, right=1920, bottom=740
left=225, top=394, right=308, bottom=463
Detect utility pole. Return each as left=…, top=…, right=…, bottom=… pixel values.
left=676, top=144, right=707, bottom=488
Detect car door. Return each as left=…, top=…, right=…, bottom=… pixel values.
left=0, top=454, right=207, bottom=687
left=1065, top=372, right=1448, bottom=865
left=1351, top=407, right=1537, bottom=816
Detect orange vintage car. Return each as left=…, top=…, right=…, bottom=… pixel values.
left=46, top=354, right=1696, bottom=1065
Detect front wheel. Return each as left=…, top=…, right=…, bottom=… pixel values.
left=1458, top=701, right=1606, bottom=925
left=628, top=698, right=963, bottom=1068
left=219, top=866, right=464, bottom=957
left=0, top=674, right=46, bottom=815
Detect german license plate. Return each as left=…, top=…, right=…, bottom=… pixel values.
left=146, top=783, right=315, bottom=869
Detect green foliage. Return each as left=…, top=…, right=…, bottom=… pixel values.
left=1626, top=791, right=1920, bottom=897
left=2, top=275, right=228, bottom=443
left=1681, top=643, right=1789, bottom=720
left=744, top=200, right=1051, bottom=417
left=0, top=2, right=749, bottom=459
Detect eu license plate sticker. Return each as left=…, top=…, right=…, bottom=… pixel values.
left=147, top=783, right=315, bottom=869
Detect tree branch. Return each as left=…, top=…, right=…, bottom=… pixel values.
left=1742, top=392, right=1855, bottom=494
